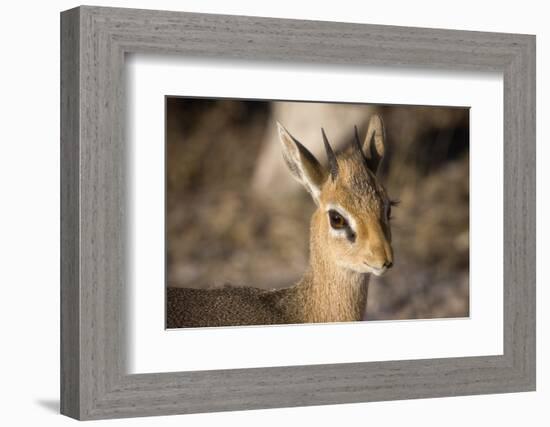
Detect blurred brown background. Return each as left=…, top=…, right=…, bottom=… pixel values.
left=166, top=97, right=469, bottom=320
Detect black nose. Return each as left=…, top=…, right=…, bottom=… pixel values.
left=383, top=261, right=393, bottom=269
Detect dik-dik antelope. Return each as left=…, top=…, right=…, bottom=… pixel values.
left=167, top=115, right=395, bottom=328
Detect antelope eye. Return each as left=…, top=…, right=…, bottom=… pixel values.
left=386, top=199, right=399, bottom=221
left=328, top=210, right=347, bottom=230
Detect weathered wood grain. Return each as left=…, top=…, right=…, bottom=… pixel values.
left=60, top=7, right=80, bottom=419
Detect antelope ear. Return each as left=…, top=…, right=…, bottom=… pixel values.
left=363, top=114, right=386, bottom=174
left=277, top=122, right=326, bottom=203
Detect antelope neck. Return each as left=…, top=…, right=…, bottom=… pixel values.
left=295, top=213, right=370, bottom=323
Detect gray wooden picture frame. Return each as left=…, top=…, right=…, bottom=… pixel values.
left=60, top=5, right=536, bottom=420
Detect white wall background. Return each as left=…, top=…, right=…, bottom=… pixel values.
left=0, top=0, right=546, bottom=425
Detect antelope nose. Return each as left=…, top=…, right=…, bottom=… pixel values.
left=383, top=261, right=393, bottom=269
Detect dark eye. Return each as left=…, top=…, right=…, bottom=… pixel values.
left=387, top=199, right=399, bottom=221
left=328, top=210, right=347, bottom=229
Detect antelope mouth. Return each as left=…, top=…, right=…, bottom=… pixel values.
left=364, top=262, right=388, bottom=277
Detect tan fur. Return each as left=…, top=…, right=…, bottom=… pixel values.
left=167, top=115, right=393, bottom=328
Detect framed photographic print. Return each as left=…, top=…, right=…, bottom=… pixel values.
left=60, top=5, right=536, bottom=420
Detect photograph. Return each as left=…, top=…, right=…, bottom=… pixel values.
left=51, top=3, right=537, bottom=421
left=165, top=98, right=470, bottom=328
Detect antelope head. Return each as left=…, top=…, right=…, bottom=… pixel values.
left=278, top=115, right=395, bottom=276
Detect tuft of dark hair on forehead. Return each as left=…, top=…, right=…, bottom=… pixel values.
left=348, top=168, right=376, bottom=194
